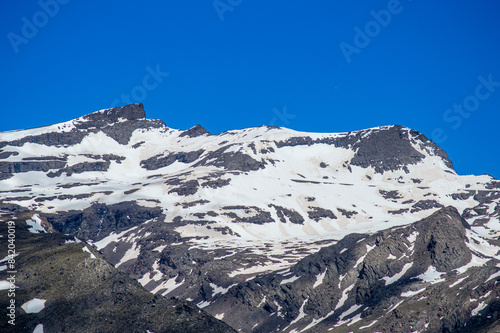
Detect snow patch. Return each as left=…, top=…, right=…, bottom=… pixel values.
left=335, top=283, right=355, bottom=310
left=280, top=275, right=300, bottom=285
left=0, top=280, right=14, bottom=290
left=33, top=324, right=44, bottom=333
left=401, top=287, right=426, bottom=297
left=115, top=242, right=141, bottom=268
left=417, top=266, right=445, bottom=284
left=21, top=298, right=46, bottom=313
left=450, top=276, right=468, bottom=288
left=455, top=254, right=489, bottom=274
left=313, top=269, right=327, bottom=289
left=210, top=282, right=237, bottom=297
left=471, top=301, right=488, bottom=316
left=82, top=245, right=96, bottom=259
left=26, top=214, right=46, bottom=233
left=93, top=226, right=139, bottom=250
left=382, top=262, right=413, bottom=286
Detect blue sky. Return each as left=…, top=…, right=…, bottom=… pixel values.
left=1, top=1, right=499, bottom=178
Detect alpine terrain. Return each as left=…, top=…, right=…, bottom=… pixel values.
left=1, top=103, right=500, bottom=333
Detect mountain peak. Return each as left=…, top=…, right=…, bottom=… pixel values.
left=180, top=124, right=212, bottom=138
left=80, top=103, right=146, bottom=125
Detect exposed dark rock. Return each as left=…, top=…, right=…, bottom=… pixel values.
left=307, top=206, right=337, bottom=221
left=275, top=126, right=453, bottom=174
left=21, top=155, right=67, bottom=161
left=222, top=206, right=274, bottom=224
left=201, top=177, right=231, bottom=189
left=180, top=124, right=211, bottom=138
left=379, top=189, right=403, bottom=200
left=42, top=201, right=163, bottom=241
left=194, top=147, right=266, bottom=172
left=350, top=126, right=425, bottom=173
left=0, top=104, right=166, bottom=148
left=0, top=151, right=19, bottom=159
left=168, top=180, right=199, bottom=196
left=388, top=208, right=409, bottom=215
left=177, top=200, right=210, bottom=209
left=0, top=160, right=67, bottom=180
left=132, top=141, right=145, bottom=148
left=410, top=199, right=444, bottom=213
left=47, top=161, right=111, bottom=177
left=141, top=150, right=204, bottom=170
left=452, top=191, right=475, bottom=201
left=338, top=208, right=358, bottom=218
left=269, top=204, right=304, bottom=224
left=82, top=153, right=126, bottom=163
left=0, top=130, right=87, bottom=149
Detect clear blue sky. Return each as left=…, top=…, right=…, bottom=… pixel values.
left=1, top=1, right=499, bottom=178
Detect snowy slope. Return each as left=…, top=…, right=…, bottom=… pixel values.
left=1, top=103, right=500, bottom=332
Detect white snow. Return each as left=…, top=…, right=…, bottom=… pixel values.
left=450, top=276, right=468, bottom=288
left=353, top=244, right=376, bottom=269
left=210, top=282, right=237, bottom=297
left=138, top=260, right=164, bottom=286
left=335, top=283, right=355, bottom=310
left=359, top=320, right=378, bottom=329
left=115, top=242, right=141, bottom=268
left=82, top=245, right=96, bottom=259
left=0, top=280, right=14, bottom=290
left=313, top=269, right=327, bottom=288
left=285, top=298, right=308, bottom=329
left=280, top=275, right=300, bottom=285
left=339, top=304, right=363, bottom=320
left=417, top=266, right=445, bottom=284
left=471, top=301, right=487, bottom=316
left=382, top=262, right=413, bottom=286
left=485, top=270, right=500, bottom=283
left=21, top=298, right=46, bottom=313
left=93, top=226, right=139, bottom=250
left=26, top=214, right=46, bottom=233
left=197, top=300, right=211, bottom=308
left=455, top=254, right=490, bottom=274
left=33, top=324, right=44, bottom=333
left=387, top=299, right=405, bottom=312
left=401, top=286, right=426, bottom=297
left=150, top=275, right=184, bottom=296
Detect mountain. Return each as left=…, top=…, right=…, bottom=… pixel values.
left=1, top=103, right=499, bottom=332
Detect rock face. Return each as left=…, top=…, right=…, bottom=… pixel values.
left=0, top=213, right=236, bottom=333
left=1, top=104, right=500, bottom=332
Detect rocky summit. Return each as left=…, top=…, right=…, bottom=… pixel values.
left=1, top=103, right=500, bottom=332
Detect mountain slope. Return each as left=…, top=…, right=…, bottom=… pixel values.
left=0, top=211, right=236, bottom=333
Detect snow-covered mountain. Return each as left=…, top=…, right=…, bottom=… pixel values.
left=1, top=103, right=499, bottom=332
